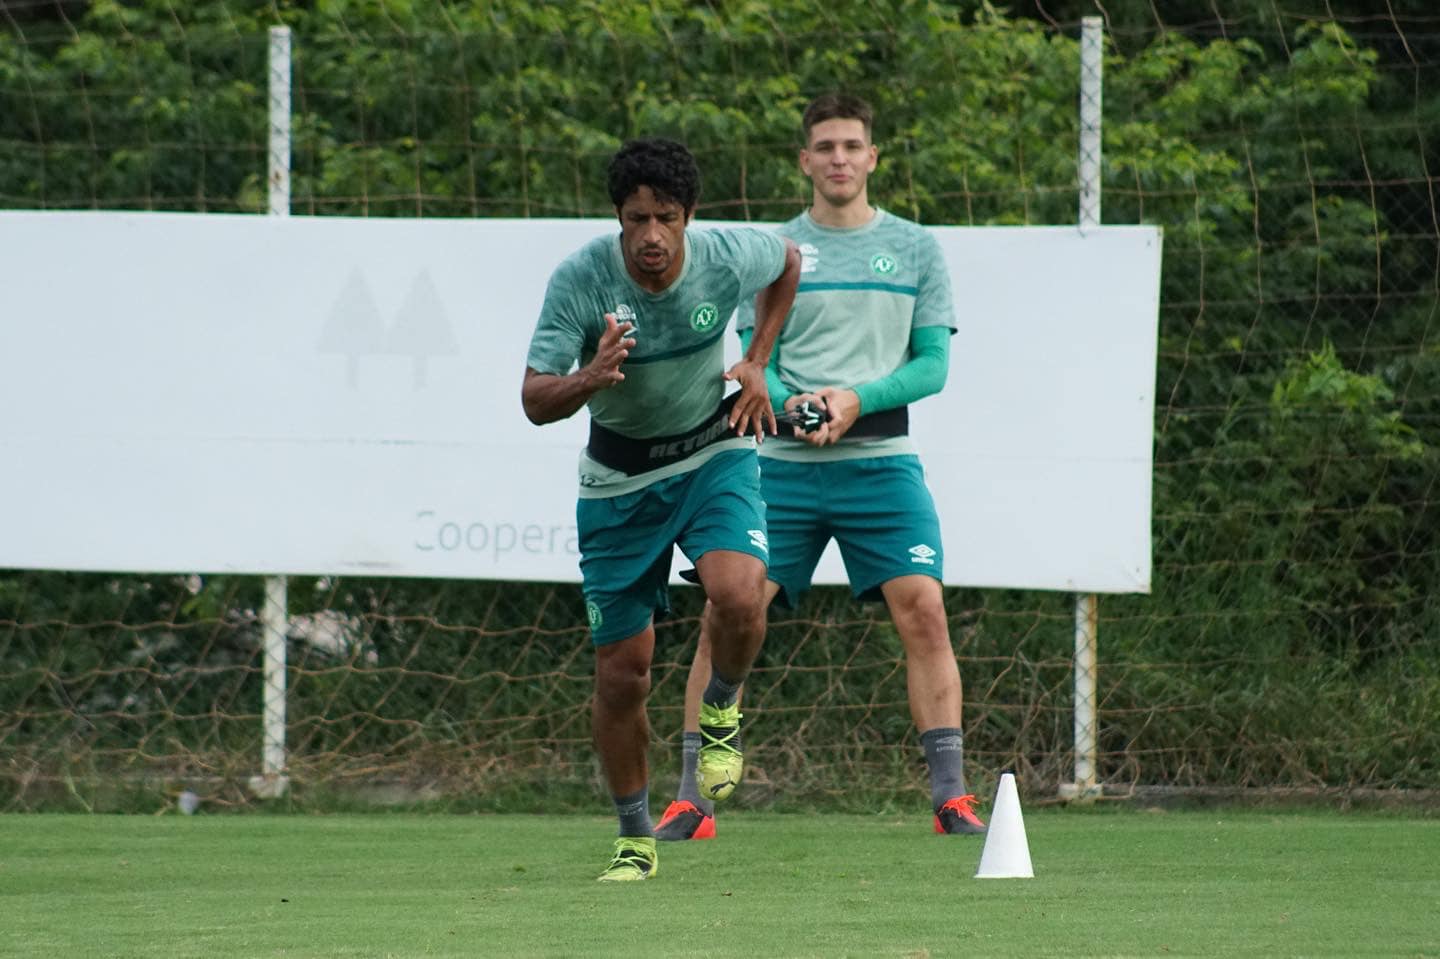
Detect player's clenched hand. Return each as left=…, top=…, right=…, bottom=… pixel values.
left=723, top=358, right=778, bottom=440
left=813, top=386, right=860, bottom=445
left=783, top=392, right=830, bottom=446
left=582, top=313, right=636, bottom=391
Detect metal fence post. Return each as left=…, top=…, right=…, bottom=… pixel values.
left=1060, top=15, right=1105, bottom=804
left=249, top=24, right=293, bottom=800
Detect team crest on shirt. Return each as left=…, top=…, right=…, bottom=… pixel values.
left=690, top=301, right=720, bottom=332
left=799, top=243, right=820, bottom=273
left=871, top=253, right=898, bottom=276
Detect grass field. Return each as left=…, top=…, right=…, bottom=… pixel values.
left=1, top=807, right=1436, bottom=958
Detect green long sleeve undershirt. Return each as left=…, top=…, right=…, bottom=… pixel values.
left=739, top=324, right=952, bottom=415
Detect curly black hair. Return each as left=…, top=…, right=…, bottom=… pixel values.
left=606, top=138, right=701, bottom=212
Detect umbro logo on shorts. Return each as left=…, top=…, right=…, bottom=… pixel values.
left=909, top=544, right=936, bottom=565
left=748, top=529, right=769, bottom=553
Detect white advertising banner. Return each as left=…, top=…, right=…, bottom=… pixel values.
left=0, top=212, right=1160, bottom=593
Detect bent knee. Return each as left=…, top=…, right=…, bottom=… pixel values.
left=595, top=649, right=651, bottom=706
left=705, top=581, right=767, bottom=625
left=892, top=601, right=951, bottom=655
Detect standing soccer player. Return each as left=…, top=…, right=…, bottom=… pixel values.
left=523, top=138, right=801, bottom=880
left=656, top=94, right=986, bottom=841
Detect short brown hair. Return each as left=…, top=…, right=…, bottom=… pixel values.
left=801, top=93, right=874, bottom=144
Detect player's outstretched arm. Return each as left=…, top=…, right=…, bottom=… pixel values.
left=522, top=313, right=636, bottom=425
left=725, top=240, right=801, bottom=439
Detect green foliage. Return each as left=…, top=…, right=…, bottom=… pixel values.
left=2, top=1, right=1439, bottom=803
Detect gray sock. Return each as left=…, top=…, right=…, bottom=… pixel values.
left=676, top=732, right=714, bottom=815
left=701, top=671, right=742, bottom=709
left=700, top=673, right=743, bottom=754
left=920, top=727, right=967, bottom=811
left=613, top=786, right=652, bottom=838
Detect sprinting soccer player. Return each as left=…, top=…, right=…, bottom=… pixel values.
left=656, top=94, right=986, bottom=842
left=522, top=137, right=801, bottom=881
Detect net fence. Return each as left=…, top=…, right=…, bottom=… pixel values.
left=2, top=0, right=1438, bottom=811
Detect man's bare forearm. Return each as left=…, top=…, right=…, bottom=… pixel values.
left=522, top=315, right=634, bottom=425
left=522, top=367, right=605, bottom=425
left=745, top=240, right=801, bottom=367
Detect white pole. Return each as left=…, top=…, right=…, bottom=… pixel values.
left=252, top=575, right=290, bottom=798
left=1063, top=593, right=1101, bottom=801
left=268, top=25, right=291, bottom=219
left=250, top=25, right=292, bottom=800
left=1077, top=16, right=1103, bottom=233
left=1061, top=16, right=1104, bottom=803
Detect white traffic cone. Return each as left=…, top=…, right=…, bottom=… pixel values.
left=974, top=771, right=1033, bottom=879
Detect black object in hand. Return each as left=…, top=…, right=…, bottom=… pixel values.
left=776, top=401, right=829, bottom=434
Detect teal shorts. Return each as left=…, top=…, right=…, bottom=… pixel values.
left=577, top=448, right=768, bottom=646
left=760, top=454, right=943, bottom=607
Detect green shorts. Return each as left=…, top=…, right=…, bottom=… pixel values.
left=760, top=454, right=943, bottom=607
left=577, top=448, right=768, bottom=646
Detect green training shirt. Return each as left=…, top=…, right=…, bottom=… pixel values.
left=737, top=208, right=957, bottom=463
left=527, top=226, right=787, bottom=496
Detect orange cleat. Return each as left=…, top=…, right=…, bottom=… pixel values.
left=655, top=800, right=717, bottom=841
left=933, top=794, right=987, bottom=835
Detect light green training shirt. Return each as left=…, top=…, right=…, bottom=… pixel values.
left=527, top=226, right=787, bottom=496
left=737, top=209, right=957, bottom=462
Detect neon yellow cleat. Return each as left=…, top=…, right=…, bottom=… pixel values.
left=596, top=836, right=657, bottom=882
left=697, top=702, right=744, bottom=802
